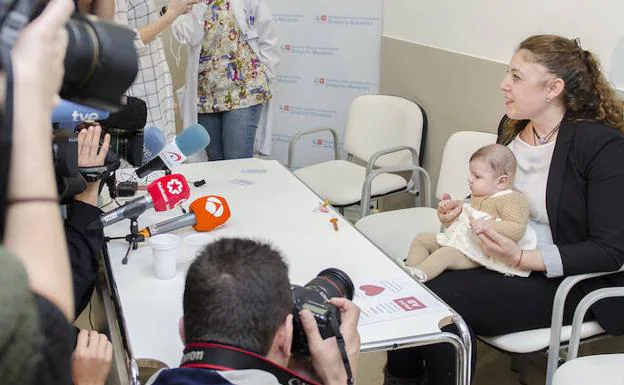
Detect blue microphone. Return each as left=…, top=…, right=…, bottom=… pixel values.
left=52, top=100, right=110, bottom=124
left=143, top=126, right=167, bottom=163
left=135, top=124, right=210, bottom=178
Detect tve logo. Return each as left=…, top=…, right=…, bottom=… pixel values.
left=72, top=110, right=103, bottom=122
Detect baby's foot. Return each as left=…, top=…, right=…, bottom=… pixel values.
left=404, top=266, right=428, bottom=283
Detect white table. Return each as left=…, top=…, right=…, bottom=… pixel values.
left=102, top=158, right=471, bottom=384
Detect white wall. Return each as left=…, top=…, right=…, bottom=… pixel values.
left=383, top=0, right=624, bottom=88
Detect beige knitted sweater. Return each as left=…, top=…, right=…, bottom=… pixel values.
left=470, top=191, right=530, bottom=241
left=436, top=189, right=534, bottom=277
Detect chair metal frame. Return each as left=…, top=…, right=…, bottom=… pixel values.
left=287, top=96, right=429, bottom=217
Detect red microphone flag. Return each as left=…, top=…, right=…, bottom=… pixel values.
left=147, top=174, right=190, bottom=211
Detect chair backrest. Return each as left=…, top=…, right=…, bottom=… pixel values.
left=436, top=131, right=497, bottom=200
left=343, top=95, right=426, bottom=168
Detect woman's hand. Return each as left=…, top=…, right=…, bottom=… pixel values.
left=167, top=0, right=198, bottom=17
left=437, top=193, right=462, bottom=228
left=477, top=227, right=522, bottom=267
left=77, top=124, right=110, bottom=168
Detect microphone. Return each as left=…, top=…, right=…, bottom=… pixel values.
left=52, top=99, right=110, bottom=125
left=143, top=126, right=167, bottom=163
left=139, top=195, right=231, bottom=238
left=92, top=174, right=190, bottom=229
left=135, top=124, right=210, bottom=178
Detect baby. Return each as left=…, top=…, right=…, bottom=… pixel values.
left=405, top=144, right=536, bottom=282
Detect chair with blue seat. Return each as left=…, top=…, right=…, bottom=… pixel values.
left=288, top=94, right=429, bottom=218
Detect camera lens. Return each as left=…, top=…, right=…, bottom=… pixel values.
left=61, top=14, right=138, bottom=111
left=305, top=268, right=354, bottom=301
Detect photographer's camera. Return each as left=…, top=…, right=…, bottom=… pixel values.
left=291, top=268, right=354, bottom=356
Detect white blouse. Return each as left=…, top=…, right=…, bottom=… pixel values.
left=508, top=136, right=556, bottom=247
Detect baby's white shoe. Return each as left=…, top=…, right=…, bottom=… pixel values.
left=405, top=266, right=428, bottom=283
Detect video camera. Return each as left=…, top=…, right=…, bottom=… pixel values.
left=291, top=268, right=354, bottom=356
left=0, top=0, right=139, bottom=232
left=52, top=97, right=147, bottom=201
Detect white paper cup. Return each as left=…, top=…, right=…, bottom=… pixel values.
left=149, top=234, right=180, bottom=280
left=184, top=234, right=212, bottom=262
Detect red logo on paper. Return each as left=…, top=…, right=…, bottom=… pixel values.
left=359, top=284, right=385, bottom=296
left=281, top=105, right=290, bottom=111
left=393, top=296, right=426, bottom=311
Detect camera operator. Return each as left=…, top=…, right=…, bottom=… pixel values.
left=146, top=238, right=361, bottom=385
left=66, top=122, right=109, bottom=317
left=0, top=0, right=76, bottom=383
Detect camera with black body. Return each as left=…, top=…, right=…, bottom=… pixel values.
left=291, top=268, right=354, bottom=356
left=0, top=0, right=139, bottom=111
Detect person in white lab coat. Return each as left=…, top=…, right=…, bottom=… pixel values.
left=172, top=0, right=279, bottom=159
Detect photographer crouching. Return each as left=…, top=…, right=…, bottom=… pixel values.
left=147, top=238, right=361, bottom=385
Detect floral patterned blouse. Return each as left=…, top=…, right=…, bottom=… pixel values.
left=197, top=0, right=271, bottom=113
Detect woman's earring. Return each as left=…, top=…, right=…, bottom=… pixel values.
left=546, top=98, right=551, bottom=103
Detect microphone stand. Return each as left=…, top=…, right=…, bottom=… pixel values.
left=121, top=216, right=145, bottom=264
left=105, top=216, right=145, bottom=264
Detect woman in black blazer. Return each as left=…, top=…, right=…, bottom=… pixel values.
left=384, top=35, right=624, bottom=385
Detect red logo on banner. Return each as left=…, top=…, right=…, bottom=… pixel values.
left=280, top=105, right=290, bottom=111
left=316, top=15, right=328, bottom=23
left=393, top=296, right=426, bottom=311
left=281, top=44, right=291, bottom=51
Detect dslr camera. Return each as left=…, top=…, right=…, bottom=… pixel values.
left=291, top=268, right=354, bottom=356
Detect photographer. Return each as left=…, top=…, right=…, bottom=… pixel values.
left=0, top=0, right=76, bottom=383
left=146, top=238, right=361, bottom=385
left=67, top=123, right=109, bottom=318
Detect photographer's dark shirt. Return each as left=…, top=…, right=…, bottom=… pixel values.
left=65, top=200, right=104, bottom=318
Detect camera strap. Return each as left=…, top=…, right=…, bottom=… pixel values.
left=181, top=342, right=321, bottom=385
left=328, top=313, right=355, bottom=385
left=0, top=45, right=14, bottom=239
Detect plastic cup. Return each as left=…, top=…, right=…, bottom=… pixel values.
left=184, top=233, right=212, bottom=262
left=149, top=234, right=180, bottom=279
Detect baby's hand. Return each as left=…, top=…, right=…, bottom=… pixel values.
left=469, top=218, right=490, bottom=235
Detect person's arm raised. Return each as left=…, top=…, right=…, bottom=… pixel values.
left=137, top=0, right=197, bottom=46
left=3, top=0, right=75, bottom=321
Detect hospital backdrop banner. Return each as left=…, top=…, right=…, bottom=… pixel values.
left=267, top=0, right=382, bottom=168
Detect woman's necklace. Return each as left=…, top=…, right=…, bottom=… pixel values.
left=532, top=121, right=561, bottom=145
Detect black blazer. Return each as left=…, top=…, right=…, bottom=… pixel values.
left=498, top=117, right=624, bottom=335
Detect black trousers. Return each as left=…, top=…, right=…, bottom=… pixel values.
left=386, top=268, right=589, bottom=385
